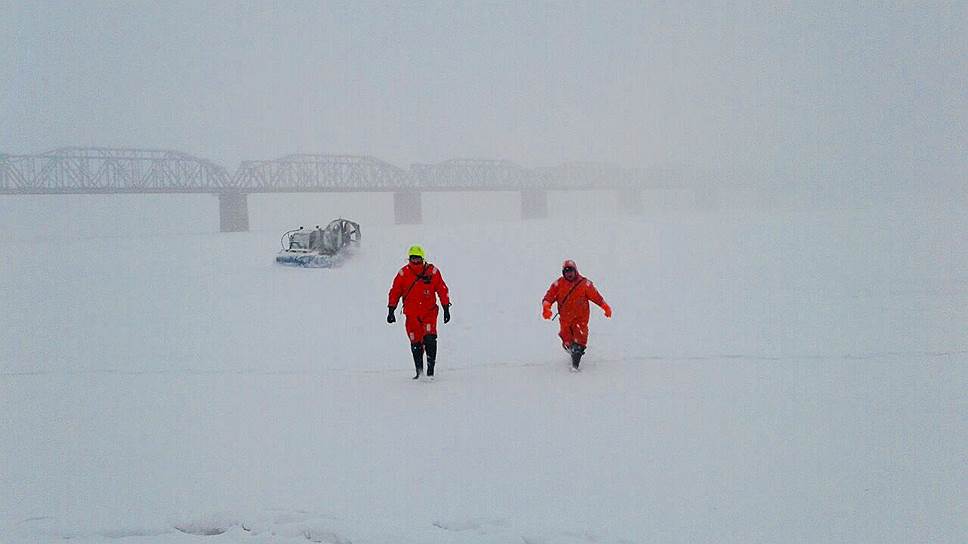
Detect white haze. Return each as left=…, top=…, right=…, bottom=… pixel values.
left=1, top=1, right=967, bottom=543
left=2, top=1, right=965, bottom=205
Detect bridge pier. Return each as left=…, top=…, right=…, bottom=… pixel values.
left=394, top=191, right=423, bottom=224
left=618, top=188, right=643, bottom=215
left=218, top=192, right=249, bottom=232
left=521, top=189, right=548, bottom=219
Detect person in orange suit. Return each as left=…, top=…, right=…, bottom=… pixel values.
left=542, top=259, right=611, bottom=370
left=388, top=245, right=451, bottom=380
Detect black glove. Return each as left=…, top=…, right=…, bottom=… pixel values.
left=442, top=304, right=451, bottom=324
left=387, top=306, right=396, bottom=323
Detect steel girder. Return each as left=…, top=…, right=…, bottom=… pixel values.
left=232, top=154, right=413, bottom=191
left=411, top=159, right=536, bottom=190
left=0, top=148, right=231, bottom=194
left=537, top=162, right=644, bottom=190
left=410, top=159, right=648, bottom=190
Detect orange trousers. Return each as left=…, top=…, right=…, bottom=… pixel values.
left=404, top=306, right=439, bottom=344
left=558, top=318, right=589, bottom=349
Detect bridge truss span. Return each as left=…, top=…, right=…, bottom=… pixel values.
left=536, top=162, right=645, bottom=190
left=411, top=158, right=537, bottom=191
left=0, top=147, right=232, bottom=194
left=232, top=154, right=414, bottom=192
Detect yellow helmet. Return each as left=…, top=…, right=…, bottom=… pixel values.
left=408, top=245, right=426, bottom=259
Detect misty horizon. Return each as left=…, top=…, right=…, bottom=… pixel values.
left=2, top=1, right=965, bottom=204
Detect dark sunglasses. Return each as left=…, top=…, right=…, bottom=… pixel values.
left=562, top=267, right=576, bottom=273
left=409, top=256, right=424, bottom=261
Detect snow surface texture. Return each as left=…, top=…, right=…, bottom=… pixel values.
left=1, top=194, right=966, bottom=543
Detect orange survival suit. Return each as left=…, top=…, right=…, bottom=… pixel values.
left=542, top=259, right=611, bottom=368
left=388, top=259, right=450, bottom=378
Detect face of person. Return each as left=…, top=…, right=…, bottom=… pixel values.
left=409, top=255, right=424, bottom=266
left=562, top=266, right=576, bottom=280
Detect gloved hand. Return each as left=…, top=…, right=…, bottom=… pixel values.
left=387, top=306, right=396, bottom=323
left=602, top=303, right=612, bottom=318
left=443, top=304, right=451, bottom=324
left=542, top=301, right=553, bottom=320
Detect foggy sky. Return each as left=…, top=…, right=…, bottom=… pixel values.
left=2, top=1, right=965, bottom=200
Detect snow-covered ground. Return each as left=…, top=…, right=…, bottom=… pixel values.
left=1, top=194, right=966, bottom=543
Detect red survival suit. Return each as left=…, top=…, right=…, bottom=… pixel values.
left=388, top=261, right=450, bottom=344
left=542, top=260, right=611, bottom=351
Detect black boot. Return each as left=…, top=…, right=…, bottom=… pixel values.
left=411, top=343, right=424, bottom=379
left=423, top=334, right=437, bottom=377
left=570, top=343, right=586, bottom=370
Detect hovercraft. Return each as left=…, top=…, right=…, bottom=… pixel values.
left=275, top=218, right=361, bottom=268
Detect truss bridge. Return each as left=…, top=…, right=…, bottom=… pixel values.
left=1, top=147, right=692, bottom=230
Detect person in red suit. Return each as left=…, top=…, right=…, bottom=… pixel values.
left=387, top=245, right=451, bottom=380
left=542, top=259, right=611, bottom=370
